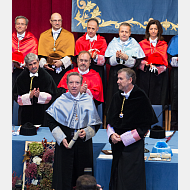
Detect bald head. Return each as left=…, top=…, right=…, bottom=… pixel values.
left=51, top=13, right=62, bottom=20
left=50, top=13, right=62, bottom=31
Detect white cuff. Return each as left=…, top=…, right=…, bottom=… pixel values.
left=123, top=57, right=136, bottom=68
left=138, top=60, right=146, bottom=71
left=109, top=55, right=118, bottom=66
left=20, top=61, right=25, bottom=67
left=61, top=56, right=71, bottom=69
left=157, top=65, right=167, bottom=75
left=38, top=92, right=52, bottom=104
left=84, top=126, right=96, bottom=141
left=86, top=89, right=93, bottom=98
left=171, top=57, right=178, bottom=67
left=55, top=67, right=62, bottom=74
left=52, top=126, right=66, bottom=146
left=107, top=124, right=115, bottom=139
left=17, top=94, right=32, bottom=105
left=120, top=129, right=141, bottom=147
left=96, top=55, right=105, bottom=66
left=39, top=58, right=47, bottom=68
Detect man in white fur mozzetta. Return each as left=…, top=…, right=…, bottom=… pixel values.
left=104, top=22, right=145, bottom=113
left=46, top=72, right=102, bottom=190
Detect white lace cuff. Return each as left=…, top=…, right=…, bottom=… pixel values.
left=17, top=94, right=32, bottom=105
left=84, top=126, right=96, bottom=141
left=86, top=89, right=93, bottom=98
left=61, top=56, right=71, bottom=69
left=123, top=57, right=136, bottom=68
left=109, top=55, right=118, bottom=66
left=106, top=124, right=115, bottom=139
left=38, top=92, right=52, bottom=104
left=52, top=126, right=66, bottom=146
left=120, top=129, right=141, bottom=146
left=96, top=55, right=105, bottom=66
left=170, top=57, right=178, bottom=67
left=39, top=58, right=47, bottom=68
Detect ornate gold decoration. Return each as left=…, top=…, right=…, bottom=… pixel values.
left=74, top=0, right=178, bottom=31
left=161, top=19, right=178, bottom=31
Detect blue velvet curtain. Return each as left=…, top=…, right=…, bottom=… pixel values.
left=72, top=0, right=178, bottom=35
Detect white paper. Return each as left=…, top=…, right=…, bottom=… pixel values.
left=172, top=149, right=178, bottom=154
left=68, top=130, right=81, bottom=148
left=98, top=154, right=113, bottom=159
left=166, top=131, right=174, bottom=137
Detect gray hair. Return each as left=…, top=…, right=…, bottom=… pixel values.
left=66, top=72, right=83, bottom=85
left=15, top=16, right=29, bottom=25
left=117, top=68, right=136, bottom=85
left=24, top=53, right=39, bottom=64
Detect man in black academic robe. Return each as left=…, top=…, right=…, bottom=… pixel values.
left=46, top=72, right=102, bottom=190
left=12, top=53, right=57, bottom=126
left=106, top=68, right=157, bottom=190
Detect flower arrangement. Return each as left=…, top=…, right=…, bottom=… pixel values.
left=25, top=162, right=37, bottom=180
left=12, top=171, right=21, bottom=189
left=23, top=138, right=55, bottom=190
left=29, top=142, right=44, bottom=156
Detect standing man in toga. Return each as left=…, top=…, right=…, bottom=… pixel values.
left=46, top=72, right=102, bottom=190
left=107, top=68, right=157, bottom=190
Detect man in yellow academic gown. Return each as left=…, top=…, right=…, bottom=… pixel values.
left=38, top=12, right=75, bottom=85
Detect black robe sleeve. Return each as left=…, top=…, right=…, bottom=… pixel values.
left=46, top=112, right=58, bottom=132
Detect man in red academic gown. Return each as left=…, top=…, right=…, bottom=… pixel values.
left=12, top=16, right=38, bottom=86
left=58, top=51, right=104, bottom=107
left=75, top=18, right=107, bottom=80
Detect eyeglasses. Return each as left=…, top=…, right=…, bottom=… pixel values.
left=51, top=20, right=62, bottom=23
left=16, top=23, right=27, bottom=26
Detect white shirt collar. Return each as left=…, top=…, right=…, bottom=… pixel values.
left=52, top=28, right=62, bottom=41
left=86, top=33, right=97, bottom=42
left=149, top=37, right=158, bottom=47
left=29, top=72, right=38, bottom=77
left=121, top=85, right=134, bottom=99
left=119, top=38, right=130, bottom=46
left=52, top=27, right=62, bottom=34
left=78, top=67, right=89, bottom=75
left=17, top=32, right=25, bottom=40
left=69, top=92, right=80, bottom=100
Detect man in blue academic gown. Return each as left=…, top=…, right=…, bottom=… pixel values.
left=105, top=22, right=145, bottom=112
left=46, top=72, right=102, bottom=190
